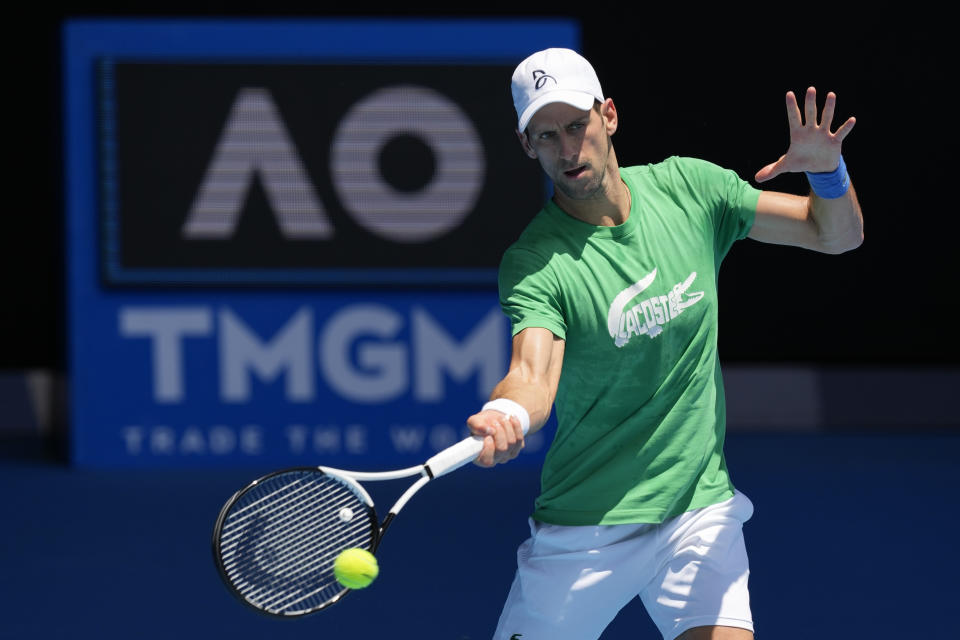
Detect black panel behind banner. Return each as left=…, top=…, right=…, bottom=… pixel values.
left=101, top=61, right=545, bottom=285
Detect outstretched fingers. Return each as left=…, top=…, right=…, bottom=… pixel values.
left=755, top=155, right=786, bottom=183
left=804, top=88, right=856, bottom=140
left=760, top=86, right=856, bottom=178
left=785, top=90, right=803, bottom=130
left=833, top=115, right=857, bottom=142
left=803, top=86, right=819, bottom=128
left=820, top=91, right=836, bottom=129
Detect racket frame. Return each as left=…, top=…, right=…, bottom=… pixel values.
left=212, top=466, right=382, bottom=616
left=211, top=431, right=503, bottom=618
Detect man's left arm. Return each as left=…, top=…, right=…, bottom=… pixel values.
left=748, top=86, right=864, bottom=254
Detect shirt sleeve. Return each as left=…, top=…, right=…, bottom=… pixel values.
left=712, top=162, right=760, bottom=259
left=666, top=157, right=760, bottom=260
left=497, top=245, right=567, bottom=339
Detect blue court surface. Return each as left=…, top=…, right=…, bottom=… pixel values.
left=2, top=431, right=958, bottom=639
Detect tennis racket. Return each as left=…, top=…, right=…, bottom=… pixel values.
left=212, top=425, right=523, bottom=618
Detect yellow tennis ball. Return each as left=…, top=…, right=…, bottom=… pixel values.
left=333, top=548, right=379, bottom=589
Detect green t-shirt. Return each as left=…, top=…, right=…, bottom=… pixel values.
left=498, top=156, right=760, bottom=526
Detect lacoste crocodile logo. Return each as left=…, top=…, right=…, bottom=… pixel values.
left=607, top=268, right=704, bottom=347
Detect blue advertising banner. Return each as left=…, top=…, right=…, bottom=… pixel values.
left=63, top=18, right=577, bottom=467
left=74, top=292, right=557, bottom=467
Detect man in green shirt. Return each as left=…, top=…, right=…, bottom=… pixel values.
left=466, top=48, right=863, bottom=640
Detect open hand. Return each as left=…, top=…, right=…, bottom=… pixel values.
left=755, top=86, right=856, bottom=183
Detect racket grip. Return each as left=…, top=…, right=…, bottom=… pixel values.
left=425, top=435, right=485, bottom=478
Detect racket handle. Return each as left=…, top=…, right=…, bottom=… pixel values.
left=425, top=435, right=485, bottom=478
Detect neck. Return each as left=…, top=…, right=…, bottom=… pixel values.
left=553, top=164, right=631, bottom=227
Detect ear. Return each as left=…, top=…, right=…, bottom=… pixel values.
left=601, top=98, right=618, bottom=136
left=516, top=129, right=537, bottom=159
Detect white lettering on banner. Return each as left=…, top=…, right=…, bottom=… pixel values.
left=120, top=423, right=545, bottom=458
left=118, top=304, right=506, bottom=404
left=285, top=424, right=368, bottom=455
left=287, top=424, right=546, bottom=455
left=389, top=425, right=427, bottom=452
left=182, top=88, right=332, bottom=240
left=119, top=308, right=212, bottom=403
left=319, top=305, right=407, bottom=403
left=220, top=307, right=314, bottom=403
left=121, top=424, right=263, bottom=456
left=390, top=424, right=546, bottom=455
left=429, top=424, right=460, bottom=451
left=412, top=307, right=504, bottom=402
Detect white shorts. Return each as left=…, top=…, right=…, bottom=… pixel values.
left=493, top=490, right=755, bottom=640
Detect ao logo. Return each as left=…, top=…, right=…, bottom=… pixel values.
left=182, top=85, right=485, bottom=243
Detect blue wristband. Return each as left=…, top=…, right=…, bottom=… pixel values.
left=805, top=155, right=850, bottom=199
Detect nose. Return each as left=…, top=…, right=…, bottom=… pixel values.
left=559, top=132, right=580, bottom=163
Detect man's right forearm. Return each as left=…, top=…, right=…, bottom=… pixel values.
left=481, top=326, right=565, bottom=435
left=486, top=373, right=554, bottom=435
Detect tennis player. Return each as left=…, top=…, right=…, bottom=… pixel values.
left=466, top=48, right=863, bottom=640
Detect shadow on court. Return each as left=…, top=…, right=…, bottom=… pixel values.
left=1, top=432, right=957, bottom=639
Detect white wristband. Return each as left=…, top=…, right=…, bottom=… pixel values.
left=482, top=398, right=530, bottom=435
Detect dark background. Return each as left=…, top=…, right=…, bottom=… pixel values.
left=4, top=7, right=956, bottom=371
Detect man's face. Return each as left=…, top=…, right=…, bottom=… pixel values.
left=520, top=100, right=617, bottom=202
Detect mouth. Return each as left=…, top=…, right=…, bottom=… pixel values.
left=563, top=165, right=588, bottom=179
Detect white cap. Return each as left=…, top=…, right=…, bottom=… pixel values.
left=511, top=48, right=604, bottom=132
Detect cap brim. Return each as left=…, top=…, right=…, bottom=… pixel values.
left=517, top=91, right=598, bottom=132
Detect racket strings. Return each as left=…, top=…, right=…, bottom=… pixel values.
left=220, top=480, right=334, bottom=554
left=216, top=470, right=375, bottom=615
left=229, top=493, right=368, bottom=597
left=221, top=482, right=359, bottom=569
left=222, top=478, right=370, bottom=611
left=220, top=476, right=322, bottom=528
